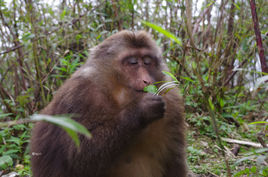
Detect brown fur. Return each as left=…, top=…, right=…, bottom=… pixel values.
left=30, top=31, right=187, bottom=177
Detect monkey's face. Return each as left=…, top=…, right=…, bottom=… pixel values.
left=90, top=31, right=164, bottom=94
left=118, top=48, right=162, bottom=92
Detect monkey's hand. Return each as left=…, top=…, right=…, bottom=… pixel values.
left=139, top=94, right=165, bottom=125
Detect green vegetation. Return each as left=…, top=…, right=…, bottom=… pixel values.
left=0, top=0, right=267, bottom=176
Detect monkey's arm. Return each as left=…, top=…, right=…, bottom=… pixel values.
left=164, top=152, right=188, bottom=177
left=67, top=91, right=164, bottom=177
left=72, top=106, right=142, bottom=174
left=163, top=90, right=187, bottom=177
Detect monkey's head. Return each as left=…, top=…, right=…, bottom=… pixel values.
left=87, top=31, right=165, bottom=93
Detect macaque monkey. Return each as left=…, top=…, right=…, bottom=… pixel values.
left=30, top=30, right=187, bottom=177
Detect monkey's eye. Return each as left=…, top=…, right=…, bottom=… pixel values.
left=143, top=57, right=152, bottom=65
left=127, top=57, right=138, bottom=65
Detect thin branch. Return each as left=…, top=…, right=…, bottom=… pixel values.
left=223, top=59, right=247, bottom=86
left=184, top=0, right=196, bottom=48
left=257, top=133, right=268, bottom=148
left=207, top=103, right=231, bottom=177
left=0, top=8, right=27, bottom=90
left=249, top=0, right=267, bottom=73
left=0, top=83, right=17, bottom=115
left=0, top=44, right=24, bottom=55
left=222, top=137, right=268, bottom=148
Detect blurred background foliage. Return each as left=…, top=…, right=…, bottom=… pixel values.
left=0, top=0, right=267, bottom=176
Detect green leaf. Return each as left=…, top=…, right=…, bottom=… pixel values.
left=208, top=97, right=215, bottom=111
left=0, top=155, right=13, bottom=169
left=162, top=71, right=178, bottom=82
left=63, top=127, right=80, bottom=147
left=206, top=1, right=215, bottom=8
left=22, top=32, right=35, bottom=41
left=6, top=137, right=21, bottom=145
left=191, top=61, right=197, bottom=69
left=235, top=155, right=256, bottom=165
left=144, top=85, right=158, bottom=94
left=0, top=113, right=13, bottom=119
left=249, top=121, right=268, bottom=125
left=219, top=99, right=225, bottom=108
left=141, top=21, right=182, bottom=46
left=76, top=34, right=82, bottom=41
left=31, top=114, right=92, bottom=147
left=233, top=2, right=240, bottom=10
left=180, top=76, right=195, bottom=83
left=3, top=149, right=20, bottom=156
left=60, top=9, right=66, bottom=20
left=250, top=166, right=257, bottom=173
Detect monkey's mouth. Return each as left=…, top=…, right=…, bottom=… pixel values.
left=135, top=89, right=146, bottom=93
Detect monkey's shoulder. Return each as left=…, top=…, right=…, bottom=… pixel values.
left=42, top=77, right=111, bottom=115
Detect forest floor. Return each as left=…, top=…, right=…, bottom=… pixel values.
left=186, top=113, right=268, bottom=177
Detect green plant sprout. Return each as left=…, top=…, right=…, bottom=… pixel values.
left=144, top=71, right=179, bottom=95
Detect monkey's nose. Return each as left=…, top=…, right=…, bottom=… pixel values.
left=143, top=80, right=151, bottom=86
